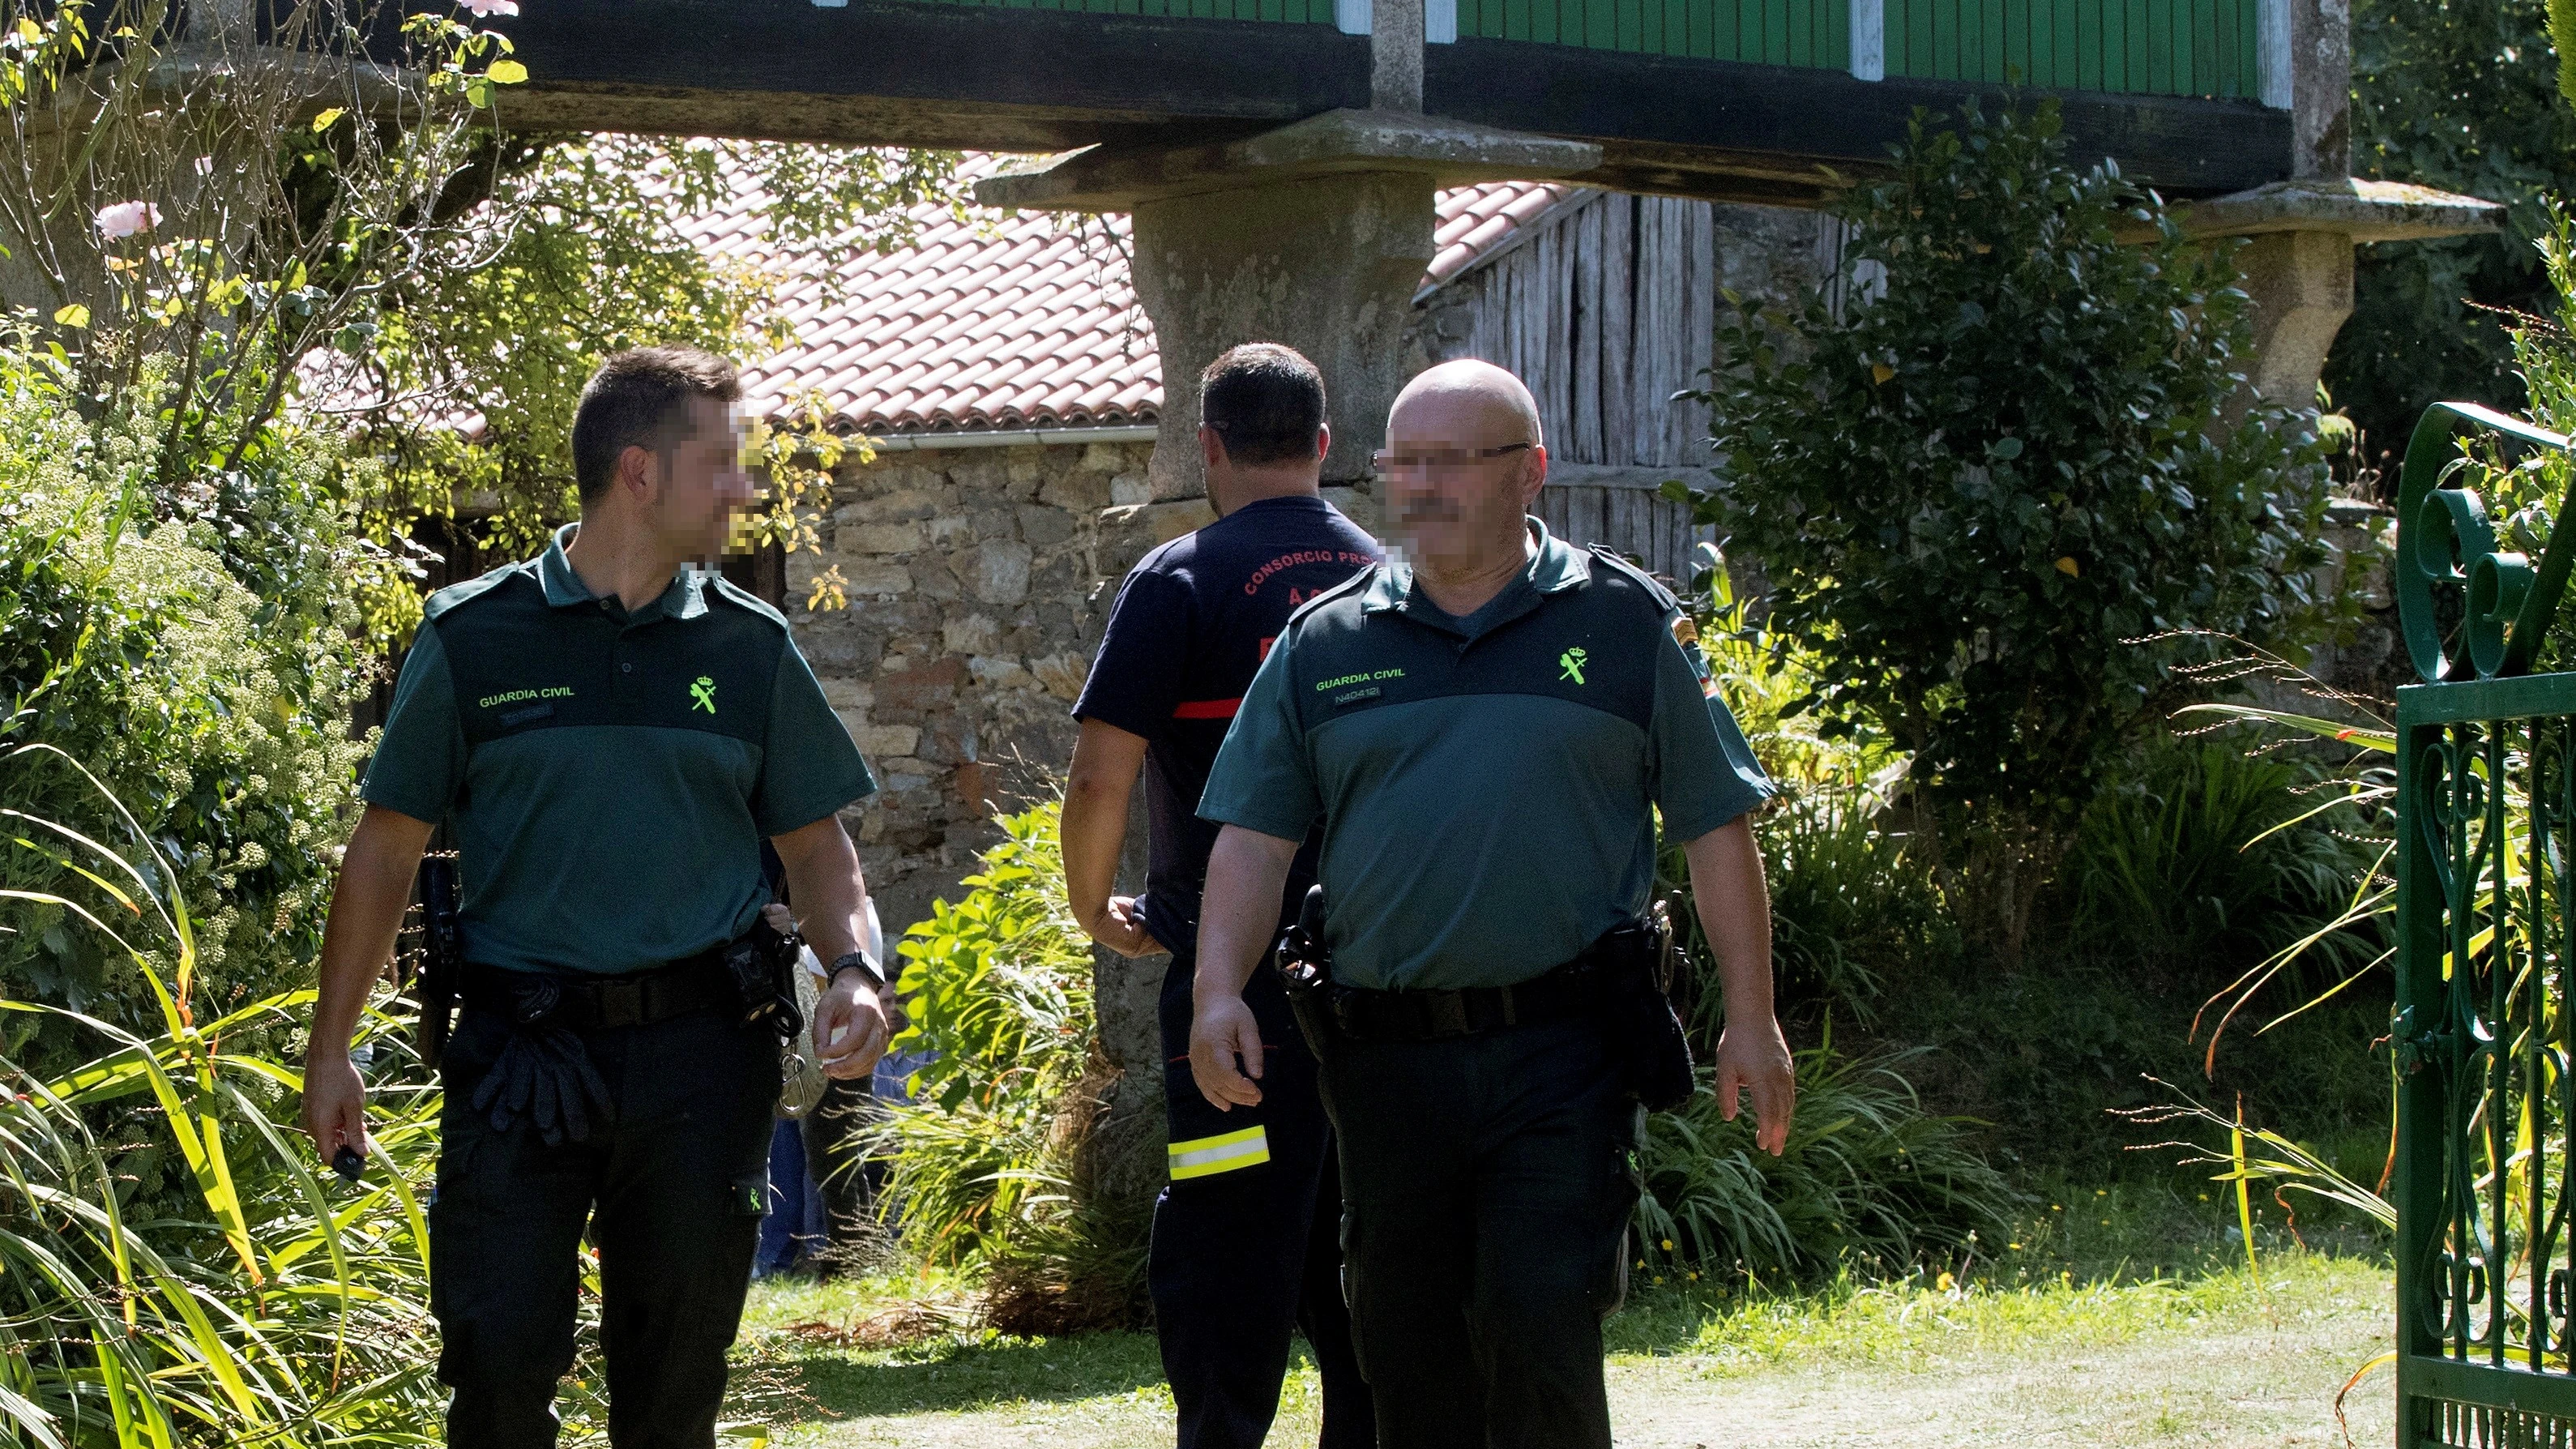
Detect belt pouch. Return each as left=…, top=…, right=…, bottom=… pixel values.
left=1605, top=916, right=1696, bottom=1113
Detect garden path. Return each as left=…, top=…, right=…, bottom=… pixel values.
left=745, top=1255, right=2394, bottom=1447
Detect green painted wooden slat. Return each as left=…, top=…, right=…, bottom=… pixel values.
left=1784, top=0, right=1808, bottom=65
left=2144, top=0, right=2170, bottom=91
left=2122, top=0, right=2148, bottom=90
left=1623, top=0, right=1646, bottom=53
left=2194, top=0, right=2219, bottom=95
left=1769, top=0, right=1792, bottom=64
left=1587, top=0, right=1616, bottom=53
left=1981, top=0, right=2006, bottom=80
left=2054, top=0, right=2080, bottom=83
left=2023, top=0, right=2048, bottom=82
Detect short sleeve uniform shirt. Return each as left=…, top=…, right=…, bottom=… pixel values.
left=1073, top=495, right=1381, bottom=955
left=362, top=524, right=877, bottom=976
left=1198, top=518, right=1771, bottom=991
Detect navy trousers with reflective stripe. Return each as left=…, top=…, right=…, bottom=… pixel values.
left=1154, top=955, right=1375, bottom=1449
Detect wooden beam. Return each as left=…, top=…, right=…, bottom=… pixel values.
left=481, top=0, right=1370, bottom=150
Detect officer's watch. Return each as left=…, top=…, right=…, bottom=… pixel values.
left=827, top=950, right=886, bottom=993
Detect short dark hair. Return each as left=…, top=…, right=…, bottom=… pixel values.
left=1199, top=343, right=1326, bottom=467
left=570, top=346, right=743, bottom=504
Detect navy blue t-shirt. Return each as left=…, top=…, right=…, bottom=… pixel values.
left=1073, top=494, right=1381, bottom=957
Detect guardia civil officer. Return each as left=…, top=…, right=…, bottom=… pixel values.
left=1190, top=359, right=1794, bottom=1449
left=1061, top=343, right=1379, bottom=1449
left=300, top=346, right=893, bottom=1449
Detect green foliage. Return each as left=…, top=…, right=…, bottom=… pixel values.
left=2328, top=0, right=2576, bottom=458
left=2060, top=738, right=2382, bottom=982
left=879, top=802, right=1145, bottom=1329
left=0, top=357, right=370, bottom=1080
left=0, top=763, right=443, bottom=1446
left=1634, top=1042, right=2018, bottom=1282
left=1664, top=549, right=1951, bottom=1033
left=1684, top=100, right=2334, bottom=954
left=344, top=137, right=965, bottom=634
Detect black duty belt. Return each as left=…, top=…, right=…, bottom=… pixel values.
left=459, top=951, right=731, bottom=1033
left=1330, top=956, right=1603, bottom=1043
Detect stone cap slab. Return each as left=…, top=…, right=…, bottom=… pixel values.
left=977, top=108, right=1603, bottom=212
left=2122, top=177, right=2506, bottom=245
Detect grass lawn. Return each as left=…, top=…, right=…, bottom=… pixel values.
left=728, top=1183, right=2395, bottom=1449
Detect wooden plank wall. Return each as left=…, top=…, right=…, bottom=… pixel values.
left=1436, top=190, right=1719, bottom=587
left=1455, top=0, right=1848, bottom=67
left=1533, top=477, right=1712, bottom=583
left=908, top=0, right=1335, bottom=19
left=1882, top=0, right=2258, bottom=97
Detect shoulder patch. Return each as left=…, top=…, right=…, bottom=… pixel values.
left=422, top=559, right=535, bottom=622
left=1284, top=564, right=1376, bottom=630
left=1584, top=545, right=1681, bottom=614
left=705, top=573, right=791, bottom=631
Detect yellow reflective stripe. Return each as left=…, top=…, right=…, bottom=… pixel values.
left=1167, top=1126, right=1271, bottom=1181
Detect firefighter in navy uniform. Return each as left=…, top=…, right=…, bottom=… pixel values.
left=300, top=347, right=895, bottom=1449
left=1190, top=360, right=1796, bottom=1449
left=1062, top=344, right=1380, bottom=1449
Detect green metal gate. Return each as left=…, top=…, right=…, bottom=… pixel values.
left=2394, top=400, right=2576, bottom=1447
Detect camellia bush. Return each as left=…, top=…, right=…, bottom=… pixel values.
left=1684, top=100, right=2336, bottom=963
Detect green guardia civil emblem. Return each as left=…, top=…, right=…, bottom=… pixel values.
left=1558, top=648, right=1587, bottom=685
left=689, top=676, right=717, bottom=714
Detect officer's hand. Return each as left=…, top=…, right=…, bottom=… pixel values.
left=1714, top=1014, right=1796, bottom=1156
left=762, top=903, right=795, bottom=935
left=1188, top=990, right=1265, bottom=1111
left=301, top=1049, right=372, bottom=1162
left=1084, top=895, right=1164, bottom=959
left=813, top=976, right=891, bottom=1079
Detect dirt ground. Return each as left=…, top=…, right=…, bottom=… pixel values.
left=746, top=1258, right=2394, bottom=1448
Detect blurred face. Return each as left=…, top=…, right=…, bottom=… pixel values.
left=1379, top=389, right=1545, bottom=575
left=641, top=395, right=757, bottom=563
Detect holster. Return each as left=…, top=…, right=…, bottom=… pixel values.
left=725, top=913, right=805, bottom=1041
left=1597, top=902, right=1697, bottom=1113
left=1274, top=885, right=1336, bottom=1050
left=415, top=854, right=462, bottom=1071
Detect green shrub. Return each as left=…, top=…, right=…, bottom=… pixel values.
left=0, top=357, right=371, bottom=1079
left=0, top=770, right=443, bottom=1447
left=1634, top=1041, right=2018, bottom=1283
left=878, top=801, right=1147, bottom=1330
left=1684, top=98, right=2336, bottom=962
left=2060, top=737, right=2381, bottom=982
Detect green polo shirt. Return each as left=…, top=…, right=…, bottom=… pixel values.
left=1198, top=518, right=1771, bottom=991
left=361, top=524, right=877, bottom=977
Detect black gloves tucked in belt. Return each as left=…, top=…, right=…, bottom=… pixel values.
left=472, top=1009, right=617, bottom=1147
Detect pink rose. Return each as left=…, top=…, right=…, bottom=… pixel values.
left=93, top=201, right=160, bottom=241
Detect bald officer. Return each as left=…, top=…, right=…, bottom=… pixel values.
left=1188, top=360, right=1793, bottom=1449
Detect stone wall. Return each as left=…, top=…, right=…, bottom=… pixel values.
left=786, top=438, right=1166, bottom=934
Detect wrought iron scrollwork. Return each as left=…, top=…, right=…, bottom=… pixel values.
left=2396, top=401, right=2576, bottom=682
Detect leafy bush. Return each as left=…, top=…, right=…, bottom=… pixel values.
left=0, top=360, right=371, bottom=1079
left=1684, top=99, right=2335, bottom=960
left=0, top=767, right=443, bottom=1447
left=878, top=802, right=1147, bottom=1330
left=2060, top=737, right=2381, bottom=982
left=1634, top=1041, right=2017, bottom=1283
left=2328, top=0, right=2576, bottom=466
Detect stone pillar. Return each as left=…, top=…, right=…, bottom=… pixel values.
left=1371, top=0, right=1426, bottom=111
left=1130, top=171, right=1436, bottom=495
left=980, top=109, right=1600, bottom=498
left=2142, top=183, right=2504, bottom=408
left=2290, top=0, right=2352, bottom=181
left=2235, top=228, right=2354, bottom=405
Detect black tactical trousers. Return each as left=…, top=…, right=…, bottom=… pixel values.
left=1151, top=957, right=1374, bottom=1449
left=1314, top=1013, right=1641, bottom=1449
left=430, top=1001, right=779, bottom=1449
